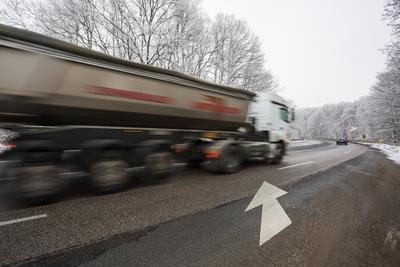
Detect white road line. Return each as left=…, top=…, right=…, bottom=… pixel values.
left=0, top=214, right=47, bottom=226
left=278, top=161, right=315, bottom=170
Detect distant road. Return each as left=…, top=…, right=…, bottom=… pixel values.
left=290, top=139, right=322, bottom=146
left=1, top=141, right=400, bottom=266
left=289, top=139, right=331, bottom=151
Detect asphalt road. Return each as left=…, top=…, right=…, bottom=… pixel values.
left=1, top=142, right=400, bottom=266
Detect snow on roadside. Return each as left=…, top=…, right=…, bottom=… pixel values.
left=366, top=143, right=400, bottom=165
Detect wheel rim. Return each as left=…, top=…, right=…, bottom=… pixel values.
left=278, top=145, right=283, bottom=158
left=224, top=149, right=239, bottom=169
left=91, top=160, right=128, bottom=190
left=16, top=165, right=62, bottom=200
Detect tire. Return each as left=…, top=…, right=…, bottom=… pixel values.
left=271, top=142, right=284, bottom=164
left=143, top=150, right=175, bottom=181
left=218, top=146, right=242, bottom=174
left=89, top=151, right=130, bottom=194
left=14, top=163, right=65, bottom=204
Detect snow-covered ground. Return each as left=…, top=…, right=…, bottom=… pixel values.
left=363, top=143, right=400, bottom=165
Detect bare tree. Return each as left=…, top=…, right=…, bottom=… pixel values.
left=0, top=0, right=36, bottom=29
left=208, top=14, right=275, bottom=92
left=370, top=68, right=400, bottom=144
left=0, top=0, right=277, bottom=93
left=159, top=0, right=215, bottom=78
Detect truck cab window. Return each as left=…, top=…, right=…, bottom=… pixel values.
left=280, top=108, right=289, bottom=123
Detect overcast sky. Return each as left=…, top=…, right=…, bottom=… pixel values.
left=202, top=0, right=392, bottom=107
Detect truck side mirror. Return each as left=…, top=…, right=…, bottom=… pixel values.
left=290, top=108, right=295, bottom=122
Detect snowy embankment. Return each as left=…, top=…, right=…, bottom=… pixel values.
left=362, top=143, right=400, bottom=165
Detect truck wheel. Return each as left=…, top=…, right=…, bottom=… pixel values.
left=14, top=164, right=64, bottom=204
left=271, top=143, right=284, bottom=164
left=89, top=151, right=130, bottom=194
left=144, top=150, right=175, bottom=181
left=219, top=146, right=241, bottom=174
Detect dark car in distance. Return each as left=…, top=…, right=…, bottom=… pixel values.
left=336, top=138, right=348, bottom=145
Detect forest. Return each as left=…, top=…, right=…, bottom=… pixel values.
left=293, top=0, right=400, bottom=145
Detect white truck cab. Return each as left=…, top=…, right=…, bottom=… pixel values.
left=248, top=92, right=294, bottom=145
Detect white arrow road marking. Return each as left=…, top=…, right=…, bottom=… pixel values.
left=245, top=182, right=292, bottom=246
left=278, top=161, right=314, bottom=170
left=0, top=214, right=47, bottom=226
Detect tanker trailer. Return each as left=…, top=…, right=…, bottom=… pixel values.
left=0, top=24, right=291, bottom=204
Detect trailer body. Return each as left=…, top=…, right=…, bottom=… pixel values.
left=0, top=24, right=253, bottom=131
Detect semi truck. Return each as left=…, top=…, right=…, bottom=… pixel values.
left=0, top=24, right=294, bottom=203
